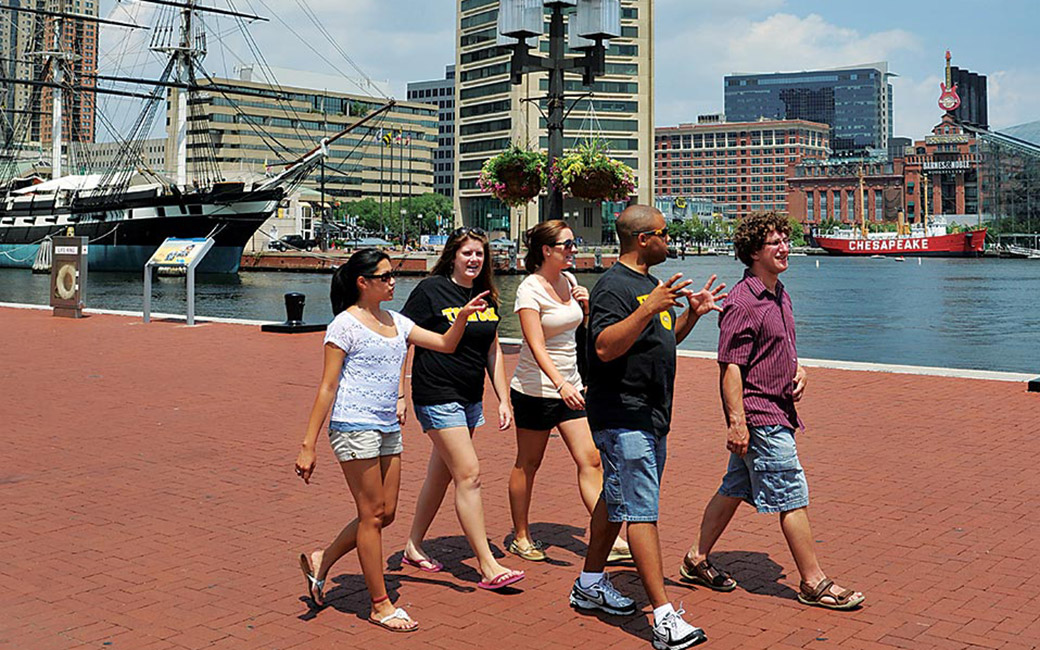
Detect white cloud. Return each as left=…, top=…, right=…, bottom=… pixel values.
left=656, top=12, right=920, bottom=127
left=988, top=69, right=1040, bottom=130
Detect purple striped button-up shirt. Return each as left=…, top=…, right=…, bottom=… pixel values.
left=717, top=269, right=802, bottom=429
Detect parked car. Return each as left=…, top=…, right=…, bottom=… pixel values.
left=269, top=234, right=317, bottom=252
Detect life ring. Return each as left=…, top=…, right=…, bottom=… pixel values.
left=55, top=263, right=77, bottom=300
left=675, top=197, right=687, bottom=209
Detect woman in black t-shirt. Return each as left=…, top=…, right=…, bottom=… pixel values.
left=399, top=228, right=524, bottom=590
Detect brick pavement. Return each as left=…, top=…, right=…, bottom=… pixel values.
left=1, top=306, right=1038, bottom=650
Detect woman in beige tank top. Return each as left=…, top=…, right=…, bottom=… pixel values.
left=506, top=220, right=630, bottom=563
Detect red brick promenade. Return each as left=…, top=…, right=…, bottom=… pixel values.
left=2, top=307, right=1038, bottom=650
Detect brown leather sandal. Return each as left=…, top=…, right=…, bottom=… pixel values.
left=679, top=556, right=737, bottom=592
left=797, top=578, right=865, bottom=610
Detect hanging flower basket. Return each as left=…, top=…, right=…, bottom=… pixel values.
left=549, top=139, right=637, bottom=203
left=478, top=144, right=547, bottom=208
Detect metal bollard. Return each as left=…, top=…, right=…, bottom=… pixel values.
left=260, top=291, right=327, bottom=333
left=284, top=292, right=306, bottom=325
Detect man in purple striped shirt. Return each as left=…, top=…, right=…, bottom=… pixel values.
left=679, top=212, right=865, bottom=611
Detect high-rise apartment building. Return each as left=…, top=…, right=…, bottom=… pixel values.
left=408, top=65, right=457, bottom=198
left=455, top=0, right=653, bottom=244
left=1, top=1, right=98, bottom=151
left=655, top=117, right=830, bottom=219
left=725, top=63, right=892, bottom=155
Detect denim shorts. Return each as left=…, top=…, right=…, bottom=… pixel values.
left=413, top=401, right=485, bottom=432
left=328, top=424, right=403, bottom=461
left=718, top=424, right=809, bottom=514
left=592, top=428, right=667, bottom=523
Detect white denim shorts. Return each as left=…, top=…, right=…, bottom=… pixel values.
left=328, top=424, right=403, bottom=461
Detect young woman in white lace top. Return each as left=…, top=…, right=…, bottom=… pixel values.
left=293, top=248, right=488, bottom=633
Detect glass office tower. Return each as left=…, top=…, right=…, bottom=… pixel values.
left=725, top=62, right=893, bottom=155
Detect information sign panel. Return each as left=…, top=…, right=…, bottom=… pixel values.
left=143, top=237, right=215, bottom=326
left=147, top=238, right=211, bottom=268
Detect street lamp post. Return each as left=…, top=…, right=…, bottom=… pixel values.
left=498, top=0, right=621, bottom=221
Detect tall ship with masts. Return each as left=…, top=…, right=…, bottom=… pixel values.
left=0, top=0, right=391, bottom=272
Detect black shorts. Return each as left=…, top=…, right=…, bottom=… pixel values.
left=510, top=388, right=587, bottom=431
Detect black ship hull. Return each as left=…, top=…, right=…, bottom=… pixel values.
left=0, top=186, right=283, bottom=273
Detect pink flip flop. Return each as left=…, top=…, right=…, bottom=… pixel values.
left=477, top=569, right=525, bottom=591
left=402, top=556, right=443, bottom=573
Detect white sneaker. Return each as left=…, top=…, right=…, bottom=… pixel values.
left=651, top=606, right=707, bottom=650
left=569, top=575, right=637, bottom=616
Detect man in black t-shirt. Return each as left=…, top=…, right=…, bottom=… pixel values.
left=568, top=205, right=724, bottom=650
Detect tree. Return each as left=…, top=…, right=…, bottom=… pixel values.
left=402, top=192, right=453, bottom=234
left=342, top=198, right=383, bottom=233
left=707, top=216, right=734, bottom=243
left=787, top=216, right=806, bottom=246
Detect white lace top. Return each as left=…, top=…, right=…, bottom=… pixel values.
left=324, top=309, right=414, bottom=432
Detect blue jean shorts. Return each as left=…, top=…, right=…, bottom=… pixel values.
left=592, top=428, right=667, bottom=523
left=414, top=401, right=485, bottom=432
left=718, top=424, right=809, bottom=514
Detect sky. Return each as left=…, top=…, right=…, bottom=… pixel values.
left=97, top=0, right=1039, bottom=140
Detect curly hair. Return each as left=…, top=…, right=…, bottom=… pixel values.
left=733, top=212, right=791, bottom=267
left=523, top=219, right=570, bottom=273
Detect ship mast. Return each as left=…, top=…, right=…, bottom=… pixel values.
left=151, top=1, right=207, bottom=188
left=36, top=1, right=80, bottom=180
left=921, top=173, right=929, bottom=232
left=858, top=165, right=867, bottom=237
left=50, top=11, right=64, bottom=179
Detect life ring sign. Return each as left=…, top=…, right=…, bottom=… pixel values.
left=49, top=235, right=88, bottom=318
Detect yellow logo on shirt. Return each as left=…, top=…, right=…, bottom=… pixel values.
left=636, top=294, right=672, bottom=330
left=441, top=306, right=499, bottom=323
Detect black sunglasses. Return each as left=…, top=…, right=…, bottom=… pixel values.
left=551, top=239, right=577, bottom=249
left=362, top=270, right=396, bottom=282
left=451, top=226, right=487, bottom=238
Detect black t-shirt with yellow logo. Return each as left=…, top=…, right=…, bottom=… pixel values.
left=402, top=274, right=501, bottom=406
left=586, top=262, right=677, bottom=438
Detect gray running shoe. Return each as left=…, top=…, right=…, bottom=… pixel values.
left=569, top=575, right=637, bottom=616
left=651, top=606, right=707, bottom=650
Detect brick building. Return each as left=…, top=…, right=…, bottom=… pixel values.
left=654, top=117, right=829, bottom=219
left=787, top=113, right=981, bottom=226
left=787, top=157, right=904, bottom=225
left=903, top=113, right=980, bottom=220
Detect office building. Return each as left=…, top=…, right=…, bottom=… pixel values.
left=655, top=117, right=830, bottom=219
left=407, top=65, right=456, bottom=198
left=455, top=0, right=653, bottom=244
left=725, top=63, right=893, bottom=154
left=76, top=138, right=167, bottom=174
left=170, top=71, right=437, bottom=203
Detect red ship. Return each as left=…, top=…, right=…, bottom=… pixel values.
left=813, top=222, right=987, bottom=257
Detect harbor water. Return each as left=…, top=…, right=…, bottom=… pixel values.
left=2, top=256, right=1038, bottom=374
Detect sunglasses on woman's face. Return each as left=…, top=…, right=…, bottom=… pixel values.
left=363, top=271, right=396, bottom=282
left=551, top=239, right=577, bottom=250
